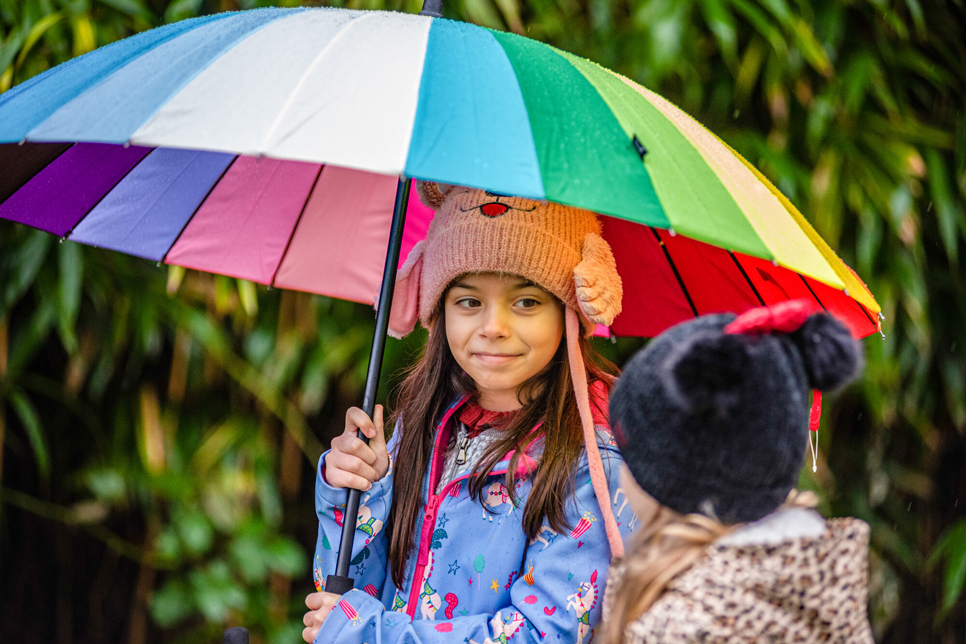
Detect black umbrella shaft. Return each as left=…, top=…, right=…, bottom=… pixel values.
left=419, top=0, right=443, bottom=17
left=330, top=177, right=411, bottom=587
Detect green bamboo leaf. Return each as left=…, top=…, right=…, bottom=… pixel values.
left=0, top=28, right=24, bottom=79
left=8, top=388, right=50, bottom=479
left=462, top=0, right=503, bottom=30
left=7, top=296, right=56, bottom=376
left=937, top=522, right=966, bottom=614
left=15, top=12, right=62, bottom=68
left=236, top=279, right=258, bottom=317
left=729, top=0, right=787, bottom=56
left=492, top=0, right=523, bottom=34
left=697, top=0, right=738, bottom=64
left=58, top=241, right=83, bottom=354
left=70, top=14, right=96, bottom=57
left=95, top=0, right=152, bottom=22
left=924, top=148, right=960, bottom=263
left=1, top=227, right=51, bottom=319
left=791, top=18, right=832, bottom=77
left=756, top=0, right=793, bottom=27
left=163, top=0, right=203, bottom=24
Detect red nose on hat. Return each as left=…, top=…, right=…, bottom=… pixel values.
left=480, top=202, right=509, bottom=217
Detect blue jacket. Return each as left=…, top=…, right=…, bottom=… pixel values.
left=312, top=396, right=636, bottom=643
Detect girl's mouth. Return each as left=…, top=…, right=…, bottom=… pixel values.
left=473, top=353, right=519, bottom=365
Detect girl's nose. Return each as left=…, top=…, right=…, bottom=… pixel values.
left=479, top=305, right=510, bottom=338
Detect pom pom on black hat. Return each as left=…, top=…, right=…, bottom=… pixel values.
left=790, top=313, right=863, bottom=391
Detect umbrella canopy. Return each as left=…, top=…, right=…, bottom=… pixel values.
left=0, top=6, right=879, bottom=338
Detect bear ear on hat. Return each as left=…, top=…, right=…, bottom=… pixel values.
left=573, top=233, right=623, bottom=328
left=662, top=332, right=751, bottom=418
left=386, top=241, right=425, bottom=338
left=416, top=181, right=451, bottom=210
left=789, top=313, right=863, bottom=391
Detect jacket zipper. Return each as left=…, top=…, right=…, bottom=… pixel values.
left=405, top=397, right=467, bottom=618
left=404, top=408, right=543, bottom=619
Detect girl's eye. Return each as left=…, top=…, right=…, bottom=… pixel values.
left=516, top=298, right=540, bottom=309
left=456, top=297, right=481, bottom=308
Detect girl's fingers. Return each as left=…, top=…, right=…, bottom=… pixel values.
left=331, top=432, right=379, bottom=466
left=369, top=404, right=390, bottom=479
left=327, top=448, right=379, bottom=481
left=326, top=469, right=375, bottom=491
left=345, top=406, right=377, bottom=440
left=324, top=453, right=377, bottom=490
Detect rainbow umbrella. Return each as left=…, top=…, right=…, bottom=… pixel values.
left=0, top=5, right=880, bottom=337
left=0, top=2, right=880, bottom=593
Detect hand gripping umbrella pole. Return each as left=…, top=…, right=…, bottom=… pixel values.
left=324, top=178, right=411, bottom=596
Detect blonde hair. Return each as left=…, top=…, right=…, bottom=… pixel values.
left=602, top=488, right=818, bottom=644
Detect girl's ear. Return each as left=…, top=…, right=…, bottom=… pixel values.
left=387, top=241, right=425, bottom=338
left=573, top=233, right=623, bottom=327
left=416, top=181, right=448, bottom=210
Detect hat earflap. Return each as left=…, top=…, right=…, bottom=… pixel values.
left=573, top=233, right=623, bottom=330
left=387, top=241, right=425, bottom=338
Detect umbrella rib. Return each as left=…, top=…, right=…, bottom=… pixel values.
left=649, top=227, right=698, bottom=318
left=162, top=154, right=239, bottom=265
left=270, top=163, right=325, bottom=287
left=728, top=251, right=765, bottom=306
left=260, top=12, right=371, bottom=152
left=797, top=273, right=829, bottom=312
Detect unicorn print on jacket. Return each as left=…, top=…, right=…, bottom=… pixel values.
left=356, top=500, right=384, bottom=546
left=566, top=570, right=599, bottom=644
left=482, top=482, right=513, bottom=521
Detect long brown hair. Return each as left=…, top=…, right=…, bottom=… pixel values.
left=601, top=489, right=818, bottom=644
left=386, top=297, right=615, bottom=588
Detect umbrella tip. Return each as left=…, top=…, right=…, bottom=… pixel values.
left=419, top=0, right=443, bottom=17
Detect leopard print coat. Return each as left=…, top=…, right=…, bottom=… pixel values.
left=606, top=517, right=875, bottom=643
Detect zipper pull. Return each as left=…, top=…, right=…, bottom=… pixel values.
left=456, top=435, right=470, bottom=465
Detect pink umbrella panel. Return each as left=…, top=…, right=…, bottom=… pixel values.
left=0, top=141, right=879, bottom=339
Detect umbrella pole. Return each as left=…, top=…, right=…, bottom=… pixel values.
left=326, top=177, right=412, bottom=596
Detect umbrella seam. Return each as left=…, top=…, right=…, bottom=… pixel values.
left=259, top=10, right=392, bottom=153
left=271, top=163, right=326, bottom=288
left=729, top=252, right=766, bottom=307
left=650, top=227, right=698, bottom=318
left=63, top=145, right=154, bottom=242
left=161, top=155, right=239, bottom=265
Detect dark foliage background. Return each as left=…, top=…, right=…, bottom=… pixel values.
left=1, top=0, right=964, bottom=642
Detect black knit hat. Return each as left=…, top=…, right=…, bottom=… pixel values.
left=610, top=301, right=862, bottom=524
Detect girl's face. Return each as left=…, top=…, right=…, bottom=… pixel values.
left=444, top=272, right=564, bottom=411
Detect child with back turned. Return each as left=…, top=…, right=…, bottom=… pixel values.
left=605, top=300, right=875, bottom=643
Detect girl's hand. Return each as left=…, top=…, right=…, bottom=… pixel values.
left=324, top=405, right=390, bottom=490
left=302, top=592, right=340, bottom=643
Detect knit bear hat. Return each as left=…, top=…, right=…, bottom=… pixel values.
left=609, top=300, right=862, bottom=525
left=387, top=181, right=626, bottom=558
left=387, top=182, right=623, bottom=338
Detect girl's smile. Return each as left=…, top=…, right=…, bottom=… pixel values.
left=444, top=272, right=564, bottom=411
